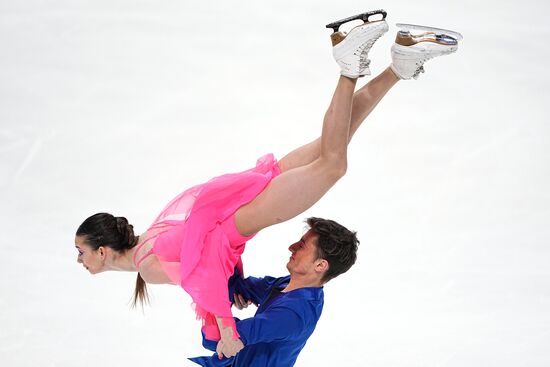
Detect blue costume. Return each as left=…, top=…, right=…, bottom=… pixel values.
left=189, top=270, right=324, bottom=366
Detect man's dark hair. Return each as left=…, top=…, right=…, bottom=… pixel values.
left=306, top=217, right=359, bottom=283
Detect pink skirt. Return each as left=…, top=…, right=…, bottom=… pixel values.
left=147, top=154, right=280, bottom=340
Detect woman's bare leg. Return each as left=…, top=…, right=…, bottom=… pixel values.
left=278, top=67, right=399, bottom=172
left=235, top=76, right=357, bottom=236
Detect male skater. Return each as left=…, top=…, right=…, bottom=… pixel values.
left=190, top=217, right=359, bottom=366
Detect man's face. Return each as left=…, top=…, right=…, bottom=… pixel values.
left=286, top=230, right=324, bottom=277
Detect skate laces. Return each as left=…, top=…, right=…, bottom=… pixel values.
left=356, top=31, right=384, bottom=71
left=411, top=46, right=454, bottom=79
left=413, top=63, right=426, bottom=79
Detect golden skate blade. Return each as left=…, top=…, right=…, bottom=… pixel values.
left=395, top=32, right=460, bottom=47
left=411, top=33, right=459, bottom=46
left=396, top=23, right=463, bottom=41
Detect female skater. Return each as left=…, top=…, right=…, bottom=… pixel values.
left=74, top=10, right=461, bottom=358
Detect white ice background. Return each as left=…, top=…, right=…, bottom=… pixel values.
left=1, top=0, right=549, bottom=366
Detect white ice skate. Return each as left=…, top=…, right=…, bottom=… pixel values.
left=390, top=23, right=463, bottom=80
left=326, top=10, right=389, bottom=78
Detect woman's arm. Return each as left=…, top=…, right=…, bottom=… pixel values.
left=215, top=316, right=244, bottom=359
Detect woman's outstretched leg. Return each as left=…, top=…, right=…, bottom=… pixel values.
left=234, top=69, right=398, bottom=236
left=234, top=15, right=390, bottom=236
left=235, top=76, right=357, bottom=236
left=278, top=67, right=399, bottom=172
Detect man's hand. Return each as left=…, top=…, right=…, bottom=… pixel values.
left=216, top=336, right=244, bottom=359
left=233, top=293, right=253, bottom=310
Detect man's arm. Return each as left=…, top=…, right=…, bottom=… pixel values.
left=236, top=304, right=305, bottom=346
left=192, top=303, right=306, bottom=365
left=228, top=268, right=281, bottom=306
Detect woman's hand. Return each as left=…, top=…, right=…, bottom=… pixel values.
left=216, top=336, right=244, bottom=359
left=215, top=315, right=245, bottom=359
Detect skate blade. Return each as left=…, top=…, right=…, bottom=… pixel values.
left=326, top=9, right=387, bottom=33
left=395, top=23, right=463, bottom=42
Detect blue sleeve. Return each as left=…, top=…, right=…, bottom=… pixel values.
left=189, top=310, right=304, bottom=366
left=236, top=305, right=304, bottom=345
left=188, top=355, right=233, bottom=367
left=236, top=276, right=278, bottom=305
left=228, top=268, right=278, bottom=305
left=190, top=324, right=240, bottom=366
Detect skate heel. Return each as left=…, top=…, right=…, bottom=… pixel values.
left=326, top=9, right=387, bottom=33
left=330, top=32, right=346, bottom=47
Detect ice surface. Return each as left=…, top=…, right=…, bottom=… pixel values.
left=1, top=1, right=549, bottom=366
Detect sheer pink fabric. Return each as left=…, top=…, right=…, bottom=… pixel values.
left=146, top=154, right=280, bottom=340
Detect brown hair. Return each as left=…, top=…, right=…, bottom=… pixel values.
left=76, top=212, right=150, bottom=307
left=132, top=273, right=149, bottom=308
left=306, top=217, right=359, bottom=283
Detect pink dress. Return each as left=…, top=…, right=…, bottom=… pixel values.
left=138, top=154, right=280, bottom=340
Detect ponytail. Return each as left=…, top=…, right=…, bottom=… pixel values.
left=132, top=273, right=150, bottom=308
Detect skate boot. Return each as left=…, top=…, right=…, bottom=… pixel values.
left=326, top=10, right=389, bottom=78
left=390, top=23, right=463, bottom=80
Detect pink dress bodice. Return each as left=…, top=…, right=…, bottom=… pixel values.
left=140, top=154, right=280, bottom=340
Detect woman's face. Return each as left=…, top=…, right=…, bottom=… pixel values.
left=75, top=236, right=104, bottom=274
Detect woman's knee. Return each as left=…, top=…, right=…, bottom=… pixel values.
left=334, top=159, right=348, bottom=179
left=320, top=154, right=347, bottom=181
